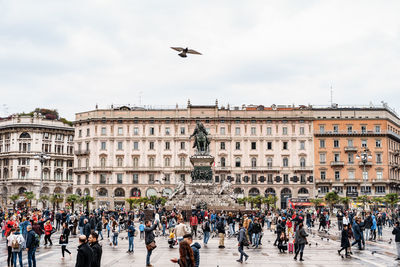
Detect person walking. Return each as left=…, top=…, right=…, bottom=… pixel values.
left=338, top=225, right=350, bottom=257
left=60, top=222, right=72, bottom=260
left=216, top=217, right=225, bottom=248
left=89, top=232, right=102, bottom=267
left=190, top=214, right=198, bottom=238
left=6, top=228, right=15, bottom=267
left=83, top=219, right=91, bottom=239
left=252, top=218, right=262, bottom=249
left=236, top=223, right=249, bottom=263
left=127, top=220, right=135, bottom=253
left=293, top=222, right=308, bottom=262
left=392, top=221, right=400, bottom=260
left=96, top=218, right=103, bottom=240
left=175, top=218, right=188, bottom=243
left=9, top=228, right=25, bottom=267
left=170, top=240, right=196, bottom=267
left=75, top=235, right=94, bottom=267
left=44, top=220, right=53, bottom=247
left=351, top=217, right=363, bottom=250
left=144, top=220, right=158, bottom=267
left=202, top=217, right=211, bottom=246
left=26, top=225, right=38, bottom=267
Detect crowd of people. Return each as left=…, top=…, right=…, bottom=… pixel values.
left=1, top=205, right=400, bottom=266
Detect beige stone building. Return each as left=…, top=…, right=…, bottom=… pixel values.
left=0, top=114, right=74, bottom=208
left=74, top=102, right=315, bottom=209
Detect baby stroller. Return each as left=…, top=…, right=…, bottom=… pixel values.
left=168, top=232, right=177, bottom=248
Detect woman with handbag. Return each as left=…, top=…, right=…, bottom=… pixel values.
left=60, top=223, right=71, bottom=260
left=293, top=222, right=308, bottom=262
left=144, top=220, right=158, bottom=267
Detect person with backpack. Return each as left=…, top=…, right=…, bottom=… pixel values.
left=236, top=223, right=249, bottom=263
left=60, top=222, right=72, bottom=260
left=202, top=217, right=211, bottom=246
left=216, top=216, right=225, bottom=248
left=9, top=228, right=25, bottom=267
left=127, top=220, right=136, bottom=253
left=26, top=225, right=39, bottom=267
left=7, top=227, right=16, bottom=267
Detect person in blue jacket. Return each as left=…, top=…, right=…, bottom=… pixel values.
left=351, top=217, right=363, bottom=250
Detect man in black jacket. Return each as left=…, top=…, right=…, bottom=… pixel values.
left=236, top=223, right=249, bottom=263
left=392, top=221, right=400, bottom=260
left=26, top=225, right=37, bottom=267
left=75, top=235, right=94, bottom=267
left=89, top=232, right=102, bottom=267
left=144, top=220, right=157, bottom=267
left=83, top=219, right=91, bottom=238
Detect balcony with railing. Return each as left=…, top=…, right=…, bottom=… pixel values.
left=344, top=147, right=358, bottom=152
left=74, top=149, right=90, bottom=156
left=330, top=161, right=345, bottom=167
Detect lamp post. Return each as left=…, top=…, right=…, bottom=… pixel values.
left=33, top=152, right=50, bottom=200
left=356, top=147, right=372, bottom=196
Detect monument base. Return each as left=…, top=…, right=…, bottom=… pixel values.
left=190, top=154, right=214, bottom=183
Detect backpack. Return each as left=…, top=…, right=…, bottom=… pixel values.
left=11, top=237, right=20, bottom=250
left=202, top=221, right=210, bottom=232
left=33, top=233, right=40, bottom=247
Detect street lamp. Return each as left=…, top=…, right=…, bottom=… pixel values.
left=33, top=152, right=50, bottom=196
left=356, top=147, right=372, bottom=196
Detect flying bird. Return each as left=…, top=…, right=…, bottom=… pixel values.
left=171, top=47, right=202, bottom=57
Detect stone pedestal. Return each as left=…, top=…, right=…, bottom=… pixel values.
left=190, top=155, right=214, bottom=183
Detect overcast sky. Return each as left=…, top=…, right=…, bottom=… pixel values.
left=1, top=0, right=400, bottom=120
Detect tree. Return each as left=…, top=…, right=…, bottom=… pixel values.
left=50, top=194, right=64, bottom=211
left=24, top=191, right=36, bottom=207
left=324, top=192, right=339, bottom=212
left=310, top=198, right=324, bottom=210
left=66, top=194, right=80, bottom=213
left=356, top=195, right=371, bottom=211
left=339, top=197, right=351, bottom=210
left=263, top=195, right=278, bottom=210
left=80, top=195, right=95, bottom=211
left=237, top=197, right=246, bottom=205
left=9, top=194, right=19, bottom=210
left=126, top=198, right=136, bottom=210
left=385, top=193, right=399, bottom=209
left=39, top=195, right=49, bottom=209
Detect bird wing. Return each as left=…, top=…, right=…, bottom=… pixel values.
left=171, top=47, right=184, bottom=52
left=187, top=49, right=202, bottom=55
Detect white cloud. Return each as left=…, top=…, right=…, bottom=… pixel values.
left=0, top=0, right=399, bottom=119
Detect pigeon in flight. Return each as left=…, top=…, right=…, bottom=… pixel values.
left=171, top=47, right=202, bottom=57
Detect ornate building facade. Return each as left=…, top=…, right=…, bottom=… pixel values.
left=313, top=107, right=400, bottom=198
left=74, top=103, right=315, bottom=209
left=0, top=114, right=74, bottom=208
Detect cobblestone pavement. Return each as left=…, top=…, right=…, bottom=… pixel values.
left=1, top=223, right=399, bottom=267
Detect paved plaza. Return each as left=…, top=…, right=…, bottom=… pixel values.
left=1, top=221, right=399, bottom=267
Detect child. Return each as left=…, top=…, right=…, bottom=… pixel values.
left=286, top=218, right=293, bottom=238
left=139, top=221, right=145, bottom=240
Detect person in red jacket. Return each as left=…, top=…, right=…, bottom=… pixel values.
left=190, top=215, right=198, bottom=238
left=44, top=221, right=53, bottom=247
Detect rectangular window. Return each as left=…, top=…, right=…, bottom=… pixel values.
left=347, top=125, right=353, bottom=133
left=86, top=128, right=90, bottom=137
left=165, top=127, right=170, bottom=135
left=118, top=127, right=123, bottom=135
left=251, top=142, right=256, bottom=150
left=320, top=140, right=325, bottom=148
left=149, top=142, right=154, bottom=150
left=319, top=125, right=325, bottom=133
left=133, top=141, right=139, bottom=150
left=300, top=127, right=305, bottom=135
left=319, top=186, right=329, bottom=194
left=132, top=174, right=138, bottom=184
left=267, top=142, right=272, bottom=150
left=320, top=171, right=326, bottom=180
left=267, top=174, right=273, bottom=184
left=376, top=140, right=381, bottom=148
left=235, top=127, right=240, bottom=135
left=334, top=153, right=340, bottom=162
left=235, top=142, right=240, bottom=150
left=335, top=171, right=340, bottom=181
left=220, top=142, right=225, bottom=150
left=348, top=153, right=354, bottom=164
left=333, top=125, right=339, bottom=133
left=180, top=127, right=185, bottom=135
left=347, top=139, right=353, bottom=147
left=251, top=127, right=256, bottom=135
left=376, top=186, right=385, bottom=194
left=101, top=127, right=106, bottom=135
left=149, top=127, right=155, bottom=135
left=300, top=141, right=305, bottom=150
left=283, top=174, right=289, bottom=184
left=133, top=127, right=139, bottom=135
left=283, top=141, right=288, bottom=150
left=117, top=142, right=123, bottom=150
left=348, top=171, right=355, bottom=179
left=148, top=174, right=155, bottom=184
left=376, top=153, right=382, bottom=164
left=361, top=140, right=368, bottom=148
left=361, top=186, right=371, bottom=194
left=117, top=174, right=123, bottom=184
left=282, top=127, right=288, bottom=135
left=165, top=141, right=170, bottom=150
left=361, top=125, right=367, bottom=133
left=377, top=171, right=383, bottom=180
left=236, top=174, right=241, bottom=184
left=333, top=140, right=339, bottom=148
left=266, top=127, right=272, bottom=135
left=220, top=127, right=225, bottom=135
left=363, top=171, right=368, bottom=180
left=319, top=153, right=326, bottom=163
left=375, top=125, right=381, bottom=133
left=101, top=142, right=106, bottom=150
left=100, top=174, right=106, bottom=184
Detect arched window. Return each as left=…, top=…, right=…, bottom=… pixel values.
left=251, top=157, right=257, bottom=167
left=83, top=188, right=90, bottom=195
left=131, top=188, right=141, bottom=197
left=265, top=188, right=276, bottom=196
left=220, top=157, right=226, bottom=167
left=115, top=188, right=125, bottom=197
left=98, top=188, right=108, bottom=197
left=164, top=157, right=170, bottom=167
left=300, top=157, right=306, bottom=167
left=298, top=188, right=309, bottom=194
left=19, top=132, right=31, bottom=139
left=18, top=187, right=27, bottom=195
left=267, top=157, right=273, bottom=167
left=100, top=157, right=106, bottom=167
left=133, top=157, right=139, bottom=167
left=149, top=157, right=155, bottom=167
left=235, top=157, right=241, bottom=167
left=249, top=188, right=260, bottom=196
left=117, top=157, right=123, bottom=167
left=283, top=157, right=289, bottom=167
left=179, top=157, right=185, bottom=167
left=76, top=188, right=82, bottom=196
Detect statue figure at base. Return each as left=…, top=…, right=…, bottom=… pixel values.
left=218, top=179, right=233, bottom=195
left=169, top=179, right=186, bottom=200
